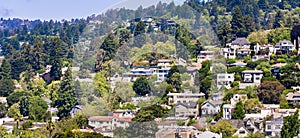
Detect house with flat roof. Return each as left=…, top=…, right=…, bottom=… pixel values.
left=286, top=92, right=300, bottom=105
left=217, top=73, right=235, bottom=90
left=223, top=104, right=234, bottom=120
left=239, top=70, right=263, bottom=89
left=221, top=48, right=236, bottom=59
left=197, top=51, right=214, bottom=63
left=167, top=90, right=205, bottom=105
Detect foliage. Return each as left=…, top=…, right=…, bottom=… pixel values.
left=22, top=120, right=33, bottom=130
left=210, top=119, right=236, bottom=138
left=114, top=82, right=136, bottom=102
left=8, top=103, right=21, bottom=118
left=281, top=111, right=300, bottom=138
left=7, top=91, right=29, bottom=107
left=176, top=120, right=185, bottom=126
left=247, top=30, right=268, bottom=45
left=257, top=81, right=286, bottom=104
left=54, top=67, right=78, bottom=119
left=187, top=118, right=196, bottom=126
left=132, top=105, right=167, bottom=122
left=0, top=102, right=7, bottom=118
left=0, top=59, right=15, bottom=97
left=28, top=96, right=48, bottom=121
left=244, top=98, right=263, bottom=113
left=133, top=77, right=151, bottom=96
left=232, top=101, right=245, bottom=119
left=53, top=131, right=105, bottom=138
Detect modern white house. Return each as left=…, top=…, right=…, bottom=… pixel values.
left=220, top=48, right=236, bottom=59
left=223, top=104, right=234, bottom=120
left=274, top=40, right=295, bottom=54
left=253, top=44, right=274, bottom=55
left=217, top=73, right=235, bottom=89
left=239, top=70, right=263, bottom=89
left=197, top=51, right=214, bottom=63
left=265, top=117, right=284, bottom=137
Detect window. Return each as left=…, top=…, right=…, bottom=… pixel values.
left=267, top=125, right=271, bottom=130
left=256, top=77, right=260, bottom=80
left=239, top=130, right=246, bottom=134
left=275, top=125, right=281, bottom=129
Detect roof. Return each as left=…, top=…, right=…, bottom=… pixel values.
left=157, top=59, right=173, bottom=63
left=286, top=92, right=300, bottom=101
left=242, top=70, right=263, bottom=74
left=275, top=40, right=293, bottom=46
left=176, top=102, right=198, bottom=109
left=88, top=116, right=133, bottom=122
left=196, top=131, right=221, bottom=138
left=231, top=37, right=250, bottom=46
left=230, top=119, right=244, bottom=129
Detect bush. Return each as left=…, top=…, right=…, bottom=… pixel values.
left=22, top=120, right=33, bottom=130
left=187, top=119, right=196, bottom=126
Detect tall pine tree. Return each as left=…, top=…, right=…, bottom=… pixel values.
left=231, top=7, right=247, bottom=37
left=0, top=59, right=15, bottom=97
left=31, top=37, right=45, bottom=71
left=54, top=67, right=77, bottom=119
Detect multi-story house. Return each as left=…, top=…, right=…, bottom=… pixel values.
left=175, top=102, right=199, bottom=118
left=220, top=48, right=236, bottom=59
left=217, top=73, right=235, bottom=89
left=167, top=90, right=205, bottom=105
left=252, top=55, right=270, bottom=62
left=254, top=44, right=274, bottom=55
left=237, top=49, right=251, bottom=59
left=239, top=70, right=263, bottom=89
left=197, top=51, right=214, bottom=63
left=229, top=37, right=251, bottom=49
left=274, top=40, right=295, bottom=54
left=201, top=101, right=221, bottom=117
left=88, top=110, right=135, bottom=130
left=223, top=104, right=234, bottom=120
left=286, top=92, right=300, bottom=105
left=123, top=67, right=154, bottom=82
left=265, top=117, right=284, bottom=137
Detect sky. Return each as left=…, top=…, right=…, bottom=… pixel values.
left=0, top=0, right=184, bottom=21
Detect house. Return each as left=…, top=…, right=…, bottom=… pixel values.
left=228, top=62, right=247, bottom=67
left=274, top=40, right=295, bottom=54
left=271, top=63, right=286, bottom=79
left=239, top=70, right=263, bottom=89
left=220, top=48, right=236, bottom=59
left=70, top=105, right=83, bottom=118
left=223, top=104, right=234, bottom=120
left=167, top=90, right=205, bottom=105
left=122, top=67, right=154, bottom=82
left=229, top=37, right=251, bottom=49
left=233, top=127, right=250, bottom=138
left=157, top=59, right=172, bottom=68
left=237, top=49, right=251, bottom=59
left=292, top=86, right=300, bottom=93
left=252, top=55, right=270, bottom=62
left=88, top=110, right=135, bottom=130
left=254, top=44, right=274, bottom=55
left=286, top=92, right=300, bottom=105
left=194, top=131, right=222, bottom=138
left=217, top=73, right=235, bottom=89
left=175, top=102, right=199, bottom=118
left=197, top=51, right=214, bottom=63
left=201, top=101, right=221, bottom=117
left=265, top=117, right=284, bottom=137
left=156, top=126, right=202, bottom=138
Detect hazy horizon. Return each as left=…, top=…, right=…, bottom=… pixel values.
left=0, top=0, right=185, bottom=21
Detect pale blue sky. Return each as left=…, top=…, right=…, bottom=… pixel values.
left=0, top=0, right=184, bottom=21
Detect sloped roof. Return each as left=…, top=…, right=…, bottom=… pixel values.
left=231, top=37, right=250, bottom=46
left=176, top=102, right=198, bottom=109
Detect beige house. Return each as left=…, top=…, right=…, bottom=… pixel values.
left=201, top=101, right=221, bottom=117
left=167, top=91, right=205, bottom=105
left=175, top=102, right=199, bottom=118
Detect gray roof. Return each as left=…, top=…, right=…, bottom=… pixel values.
left=176, top=102, right=198, bottom=109
left=231, top=37, right=250, bottom=46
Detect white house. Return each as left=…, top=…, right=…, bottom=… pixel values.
left=220, top=48, right=236, bottom=59
left=274, top=40, right=295, bottom=54
left=217, top=73, right=235, bottom=89
left=239, top=70, right=263, bottom=89
left=167, top=91, right=205, bottom=105
left=265, top=117, right=284, bottom=137
left=197, top=51, right=214, bottom=63
left=223, top=104, right=234, bottom=120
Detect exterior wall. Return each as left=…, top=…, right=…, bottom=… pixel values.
left=221, top=48, right=236, bottom=59
left=88, top=119, right=130, bottom=130
left=201, top=102, right=220, bottom=117
left=217, top=73, right=235, bottom=89
left=175, top=105, right=199, bottom=117
left=168, top=93, right=204, bottom=105
left=223, top=104, right=233, bottom=120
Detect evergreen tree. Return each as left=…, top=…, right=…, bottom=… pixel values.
left=232, top=101, right=245, bottom=119
left=244, top=15, right=256, bottom=36
left=0, top=59, right=15, bottom=97
left=231, top=7, right=247, bottom=37
left=281, top=111, right=300, bottom=138
left=133, top=77, right=151, bottom=96
left=217, top=23, right=232, bottom=47
left=31, top=37, right=45, bottom=71
left=258, top=0, right=268, bottom=11
left=54, top=67, right=77, bottom=119
left=273, top=10, right=284, bottom=28
left=134, top=21, right=146, bottom=47
left=50, top=58, right=62, bottom=81
left=100, top=33, right=119, bottom=62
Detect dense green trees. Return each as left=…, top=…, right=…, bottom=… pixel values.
left=133, top=77, right=151, bottom=96
left=0, top=59, right=15, bottom=97
left=54, top=67, right=78, bottom=119
left=257, top=81, right=286, bottom=104
left=281, top=111, right=300, bottom=138
left=232, top=101, right=245, bottom=119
